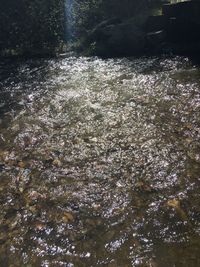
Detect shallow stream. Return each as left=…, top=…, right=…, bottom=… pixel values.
left=1, top=56, right=200, bottom=266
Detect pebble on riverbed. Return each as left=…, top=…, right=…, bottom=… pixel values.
left=62, top=212, right=74, bottom=223
left=166, top=198, right=188, bottom=222
left=52, top=158, right=62, bottom=167
left=135, top=181, right=155, bottom=193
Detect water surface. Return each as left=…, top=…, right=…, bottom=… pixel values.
left=1, top=56, right=200, bottom=267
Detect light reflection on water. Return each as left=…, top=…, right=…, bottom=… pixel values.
left=0, top=56, right=200, bottom=266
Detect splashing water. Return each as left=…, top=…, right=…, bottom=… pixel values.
left=65, top=0, right=74, bottom=41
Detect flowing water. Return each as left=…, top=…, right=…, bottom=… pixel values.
left=1, top=55, right=200, bottom=267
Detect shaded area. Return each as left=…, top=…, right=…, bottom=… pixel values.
left=1, top=56, right=200, bottom=266
left=0, top=0, right=64, bottom=57
left=84, top=1, right=200, bottom=57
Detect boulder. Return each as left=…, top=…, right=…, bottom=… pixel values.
left=146, top=30, right=166, bottom=53
left=145, top=15, right=167, bottom=32
left=166, top=17, right=200, bottom=43
left=87, top=16, right=147, bottom=57
left=106, top=23, right=146, bottom=56
left=88, top=17, right=122, bottom=43
left=83, top=0, right=200, bottom=57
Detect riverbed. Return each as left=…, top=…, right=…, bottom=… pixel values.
left=1, top=55, right=200, bottom=267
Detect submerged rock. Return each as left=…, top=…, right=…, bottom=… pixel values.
left=166, top=199, right=188, bottom=222
left=62, top=212, right=74, bottom=224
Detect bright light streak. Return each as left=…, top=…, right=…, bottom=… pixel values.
left=65, top=0, right=74, bottom=41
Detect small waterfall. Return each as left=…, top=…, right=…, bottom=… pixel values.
left=65, top=0, right=74, bottom=41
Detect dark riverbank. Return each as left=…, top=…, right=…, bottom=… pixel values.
left=84, top=1, right=200, bottom=58
left=1, top=2, right=200, bottom=61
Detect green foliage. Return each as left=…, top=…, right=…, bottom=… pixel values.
left=0, top=0, right=151, bottom=56
left=0, top=0, right=65, bottom=56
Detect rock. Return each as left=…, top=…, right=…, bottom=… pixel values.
left=167, top=199, right=180, bottom=209
left=166, top=198, right=188, bottom=221
left=145, top=15, right=167, bottom=32
left=135, top=181, right=155, bottom=193
left=97, top=23, right=146, bottom=57
left=87, top=15, right=147, bottom=57
left=34, top=221, right=46, bottom=231
left=85, top=1, right=200, bottom=57
left=90, top=137, right=98, bottom=143
left=163, top=1, right=200, bottom=25
left=162, top=1, right=200, bottom=54
left=52, top=158, right=62, bottom=167
left=89, top=17, right=122, bottom=41
left=18, top=161, right=26, bottom=168
left=62, top=212, right=74, bottom=223
left=147, top=30, right=166, bottom=53
left=166, top=17, right=200, bottom=43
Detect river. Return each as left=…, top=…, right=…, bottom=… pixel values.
left=0, top=55, right=200, bottom=267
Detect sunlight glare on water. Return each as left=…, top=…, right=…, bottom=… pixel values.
left=0, top=56, right=200, bottom=266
